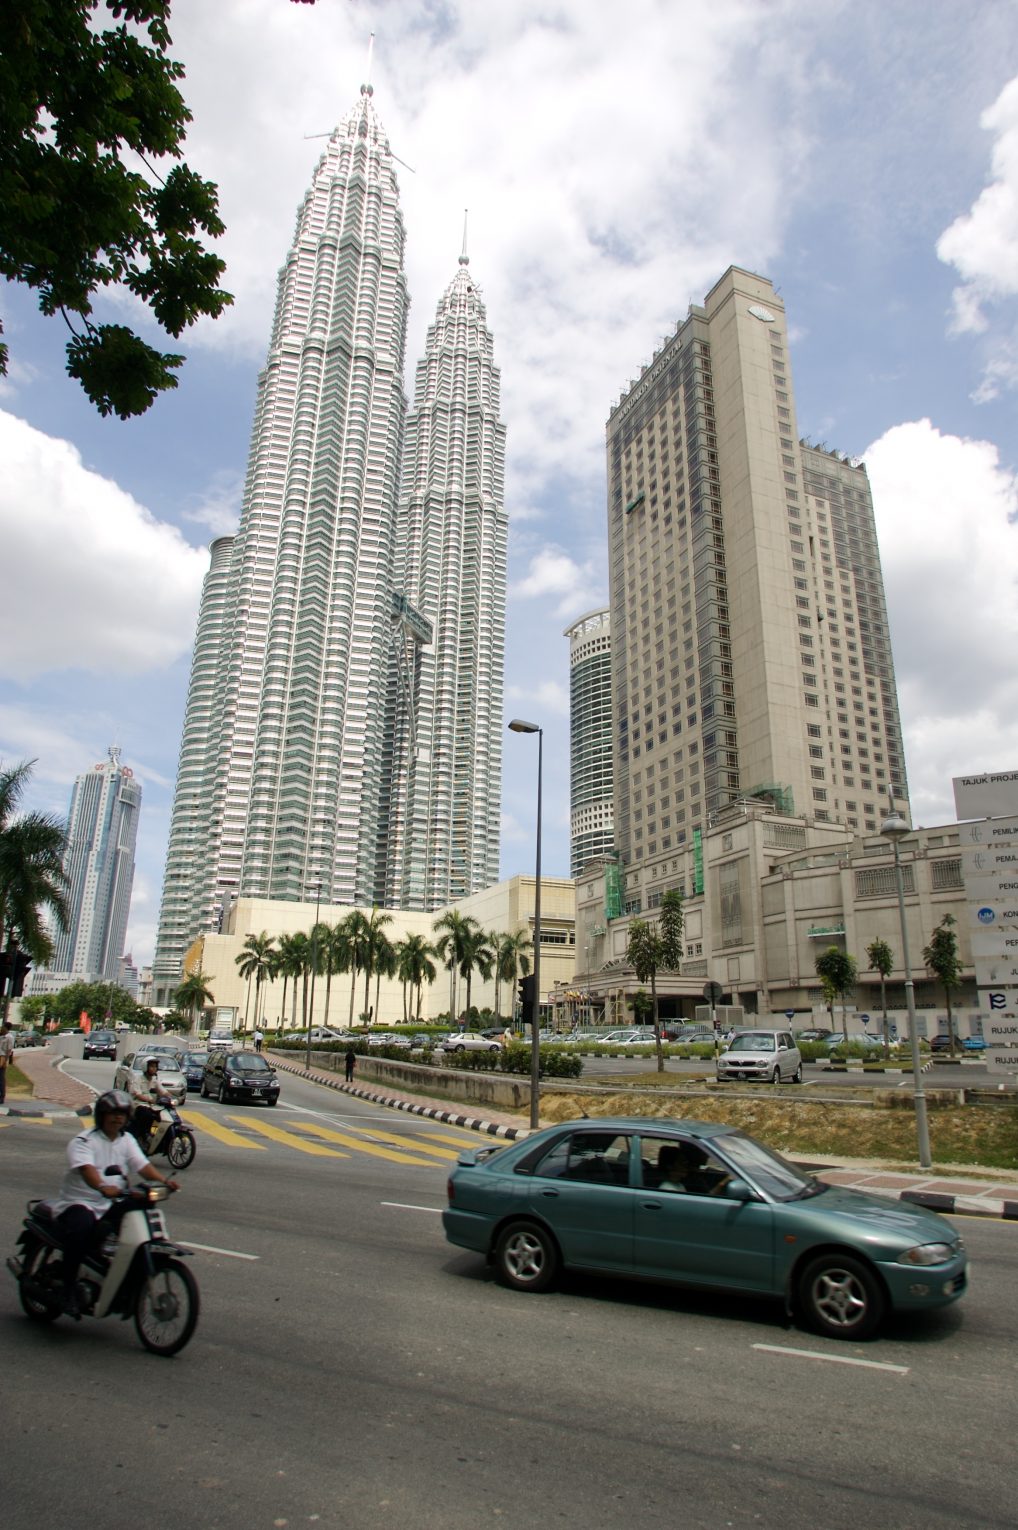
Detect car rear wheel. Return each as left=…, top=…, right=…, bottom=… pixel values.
left=798, top=1252, right=885, bottom=1341
left=454, top=1044, right=465, bottom=1053
left=494, top=1220, right=559, bottom=1293
left=199, top=1077, right=209, bottom=1099
left=218, top=1081, right=229, bottom=1104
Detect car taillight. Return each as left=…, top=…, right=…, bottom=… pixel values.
left=446, top=1177, right=455, bottom=1203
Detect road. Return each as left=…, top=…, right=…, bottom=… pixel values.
left=2, top=1061, right=1013, bottom=1529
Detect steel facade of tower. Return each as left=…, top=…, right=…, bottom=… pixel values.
left=564, top=609, right=614, bottom=877
left=50, top=747, right=141, bottom=983
left=153, top=82, right=507, bottom=997
left=385, top=250, right=507, bottom=908
left=606, top=267, right=908, bottom=894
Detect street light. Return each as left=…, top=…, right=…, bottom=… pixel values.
left=508, top=718, right=542, bottom=1130
left=305, top=879, right=322, bottom=1073
left=880, top=800, right=932, bottom=1168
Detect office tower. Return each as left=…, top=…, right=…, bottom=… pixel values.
left=384, top=235, right=507, bottom=908
left=605, top=266, right=907, bottom=889
left=153, top=535, right=234, bottom=1000
left=153, top=79, right=509, bottom=999
left=49, top=747, right=141, bottom=983
left=564, top=608, right=614, bottom=876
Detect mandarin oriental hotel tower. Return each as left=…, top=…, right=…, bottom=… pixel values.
left=152, top=79, right=507, bottom=1004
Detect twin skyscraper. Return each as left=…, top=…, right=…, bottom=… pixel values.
left=152, top=80, right=507, bottom=1005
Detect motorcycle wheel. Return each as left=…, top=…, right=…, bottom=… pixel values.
left=19, top=1240, right=63, bottom=1322
left=134, top=1257, right=200, bottom=1356
left=166, top=1130, right=196, bottom=1170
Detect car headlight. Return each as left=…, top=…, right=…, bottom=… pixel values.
left=898, top=1242, right=956, bottom=1266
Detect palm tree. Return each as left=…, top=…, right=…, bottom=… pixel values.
left=361, top=908, right=394, bottom=1024
left=340, top=911, right=371, bottom=1027
left=372, top=931, right=397, bottom=1026
left=174, top=969, right=214, bottom=1032
left=433, top=910, right=481, bottom=1023
left=396, top=933, right=437, bottom=1023
left=491, top=929, right=533, bottom=1022
left=321, top=921, right=352, bottom=1031
left=276, top=932, right=304, bottom=1031
left=459, top=926, right=494, bottom=1020
left=0, top=760, right=68, bottom=1017
left=235, top=931, right=275, bottom=1032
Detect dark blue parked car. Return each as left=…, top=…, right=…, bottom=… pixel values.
left=178, top=1049, right=209, bottom=1091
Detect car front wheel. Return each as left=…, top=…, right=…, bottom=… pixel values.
left=798, top=1252, right=885, bottom=1341
left=793, top=1063, right=803, bottom=1083
left=771, top=1067, right=781, bottom=1084
left=494, top=1220, right=560, bottom=1293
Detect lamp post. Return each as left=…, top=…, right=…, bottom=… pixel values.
left=305, top=880, right=322, bottom=1073
left=880, top=800, right=932, bottom=1168
left=508, top=718, right=542, bottom=1130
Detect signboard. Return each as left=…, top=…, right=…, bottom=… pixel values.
left=957, top=813, right=1018, bottom=846
left=962, top=873, right=1018, bottom=904
left=953, top=771, right=1018, bottom=821
left=961, top=845, right=1018, bottom=873
left=974, top=955, right=1018, bottom=985
left=969, top=927, right=1018, bottom=958
left=703, top=981, right=724, bottom=1005
left=967, top=901, right=1018, bottom=929
left=980, top=989, right=1018, bottom=1014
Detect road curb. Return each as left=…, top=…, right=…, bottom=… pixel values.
left=900, top=1189, right=1018, bottom=1221
left=0, top=1104, right=92, bottom=1119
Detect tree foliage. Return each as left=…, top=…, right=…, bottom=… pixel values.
left=923, top=914, right=963, bottom=1054
left=0, top=0, right=232, bottom=416
left=626, top=898, right=682, bottom=1073
left=0, top=758, right=68, bottom=1017
left=814, top=945, right=857, bottom=1040
left=866, top=936, right=895, bottom=1056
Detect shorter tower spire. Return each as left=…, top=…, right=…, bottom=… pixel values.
left=459, top=208, right=469, bottom=266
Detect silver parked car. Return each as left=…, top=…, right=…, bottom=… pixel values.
left=113, top=1051, right=188, bottom=1105
left=716, top=1029, right=802, bottom=1084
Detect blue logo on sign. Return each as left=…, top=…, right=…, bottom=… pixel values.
left=977, top=907, right=996, bottom=924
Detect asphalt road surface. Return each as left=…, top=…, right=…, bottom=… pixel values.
left=3, top=1065, right=1013, bottom=1530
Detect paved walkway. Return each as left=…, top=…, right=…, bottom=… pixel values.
left=5, top=1045, right=1016, bottom=1220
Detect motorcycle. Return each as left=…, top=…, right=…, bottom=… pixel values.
left=128, top=1096, right=197, bottom=1170
left=6, top=1183, right=199, bottom=1356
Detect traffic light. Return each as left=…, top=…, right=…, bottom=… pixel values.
left=0, top=948, right=32, bottom=997
left=517, top=973, right=537, bottom=1022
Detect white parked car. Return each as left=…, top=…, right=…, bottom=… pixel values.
left=113, top=1052, right=187, bottom=1106
left=716, top=1029, right=802, bottom=1084
left=440, top=1031, right=502, bottom=1054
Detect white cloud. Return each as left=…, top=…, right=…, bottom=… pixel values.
left=0, top=410, right=207, bottom=682
left=505, top=679, right=570, bottom=719
left=864, top=419, right=1018, bottom=825
left=181, top=468, right=243, bottom=537
left=511, top=546, right=604, bottom=619
left=937, top=74, right=1018, bottom=341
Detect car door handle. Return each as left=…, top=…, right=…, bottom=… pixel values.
left=540, top=1189, right=559, bottom=1199
left=641, top=1200, right=663, bottom=1210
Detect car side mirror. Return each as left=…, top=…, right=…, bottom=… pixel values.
left=723, top=1179, right=756, bottom=1202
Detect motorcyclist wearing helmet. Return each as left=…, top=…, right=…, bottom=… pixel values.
left=50, top=1089, right=178, bottom=1318
left=130, top=1057, right=164, bottom=1150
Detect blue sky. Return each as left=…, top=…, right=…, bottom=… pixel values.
left=2, top=0, right=1017, bottom=968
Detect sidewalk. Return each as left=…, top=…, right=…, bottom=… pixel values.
left=3, top=1044, right=93, bottom=1115
left=273, top=1055, right=1018, bottom=1222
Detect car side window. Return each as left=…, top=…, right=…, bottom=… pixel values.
left=531, top=1131, right=632, bottom=1185
left=640, top=1138, right=734, bottom=1197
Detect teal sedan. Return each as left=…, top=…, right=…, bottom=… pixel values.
left=442, top=1118, right=967, bottom=1341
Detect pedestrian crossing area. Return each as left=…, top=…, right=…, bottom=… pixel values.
left=2, top=1107, right=485, bottom=1168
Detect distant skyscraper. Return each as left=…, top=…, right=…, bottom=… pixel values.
left=564, top=609, right=614, bottom=876
left=47, top=747, right=141, bottom=984
left=605, top=266, right=907, bottom=893
left=384, top=231, right=507, bottom=908
left=153, top=80, right=507, bottom=1000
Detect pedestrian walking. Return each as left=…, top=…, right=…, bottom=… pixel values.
left=345, top=1046, right=356, bottom=1083
left=0, top=1021, right=15, bottom=1105
left=254, top=1027, right=264, bottom=1054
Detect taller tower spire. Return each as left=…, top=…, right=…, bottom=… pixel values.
left=384, top=236, right=508, bottom=909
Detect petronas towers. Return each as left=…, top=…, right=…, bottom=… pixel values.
left=153, top=80, right=507, bottom=1002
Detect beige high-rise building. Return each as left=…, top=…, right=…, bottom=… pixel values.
left=605, top=266, right=908, bottom=909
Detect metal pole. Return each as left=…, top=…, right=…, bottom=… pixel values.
left=530, top=728, right=542, bottom=1130
left=892, top=838, right=932, bottom=1168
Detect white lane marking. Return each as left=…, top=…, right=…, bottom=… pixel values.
left=752, top=1343, right=908, bottom=1374
left=381, top=1201, right=444, bottom=1214
left=178, top=1240, right=260, bottom=1261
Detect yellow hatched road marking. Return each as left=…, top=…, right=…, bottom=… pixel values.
left=229, top=1115, right=349, bottom=1157
left=0, top=1115, right=55, bottom=1125
left=286, top=1120, right=438, bottom=1166
left=180, top=1110, right=266, bottom=1149
left=401, top=1127, right=506, bottom=1151
left=348, top=1126, right=461, bottom=1161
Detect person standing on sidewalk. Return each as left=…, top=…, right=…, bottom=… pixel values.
left=253, top=1027, right=264, bottom=1054
left=345, top=1046, right=356, bottom=1083
left=0, top=1021, right=15, bottom=1104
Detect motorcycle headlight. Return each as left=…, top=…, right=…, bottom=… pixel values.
left=898, top=1242, right=956, bottom=1266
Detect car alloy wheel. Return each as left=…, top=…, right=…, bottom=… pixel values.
left=771, top=1067, right=781, bottom=1084
left=798, top=1253, right=885, bottom=1341
left=793, top=1063, right=803, bottom=1083
left=494, top=1219, right=560, bottom=1293
left=218, top=1081, right=228, bottom=1104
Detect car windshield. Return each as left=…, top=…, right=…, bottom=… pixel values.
left=229, top=1053, right=270, bottom=1071
left=730, top=1033, right=776, bottom=1053
left=182, top=1052, right=208, bottom=1066
left=142, top=1057, right=181, bottom=1074
left=718, top=1132, right=824, bottom=1202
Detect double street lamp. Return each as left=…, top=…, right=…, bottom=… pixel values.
left=879, top=801, right=932, bottom=1168
left=508, top=718, right=542, bottom=1130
